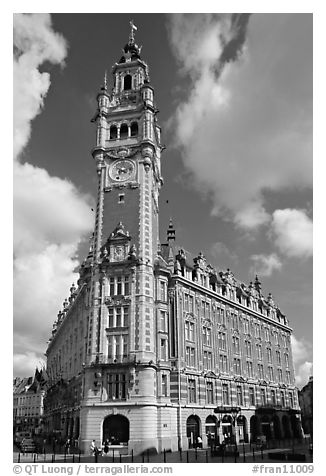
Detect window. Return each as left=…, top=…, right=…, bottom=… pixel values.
left=233, top=358, right=241, bottom=375
left=256, top=344, right=262, bottom=360
left=255, top=323, right=261, bottom=338
left=130, top=122, right=138, bottom=137
left=249, top=387, right=255, bottom=406
left=160, top=339, right=167, bottom=361
left=219, top=354, right=228, bottom=373
left=185, top=321, right=194, bottom=341
left=278, top=368, right=283, bottom=382
left=265, top=328, right=270, bottom=341
left=233, top=314, right=239, bottom=330
left=189, top=295, right=194, bottom=313
left=236, top=385, right=243, bottom=406
left=260, top=388, right=266, bottom=406
left=206, top=381, right=214, bottom=404
left=203, top=351, right=212, bottom=370
left=203, top=327, right=211, bottom=346
left=243, top=319, right=249, bottom=334
left=218, top=332, right=227, bottom=350
left=107, top=335, right=128, bottom=361
left=267, top=348, right=272, bottom=363
left=109, top=275, right=130, bottom=296
left=280, top=390, right=285, bottom=407
left=120, top=123, right=128, bottom=139
left=286, top=370, right=291, bottom=384
left=222, top=383, right=229, bottom=405
left=184, top=293, right=189, bottom=311
left=186, top=347, right=195, bottom=367
left=124, top=74, right=132, bottom=90
left=219, top=308, right=226, bottom=325
left=118, top=193, right=125, bottom=203
left=107, top=307, right=128, bottom=328
left=289, top=392, right=294, bottom=408
left=159, top=281, right=167, bottom=301
left=274, top=332, right=279, bottom=345
left=232, top=336, right=240, bottom=354
left=108, top=373, right=126, bottom=400
left=160, top=311, right=167, bottom=332
left=110, top=125, right=118, bottom=140
left=271, top=389, right=276, bottom=405
left=258, top=363, right=264, bottom=379
left=162, top=374, right=168, bottom=397
left=276, top=350, right=281, bottom=365
left=188, top=379, right=196, bottom=403
left=245, top=340, right=252, bottom=358
left=268, top=366, right=274, bottom=382
left=284, top=353, right=289, bottom=368
left=246, top=360, right=253, bottom=378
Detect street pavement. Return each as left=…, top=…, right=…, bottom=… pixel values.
left=13, top=443, right=313, bottom=464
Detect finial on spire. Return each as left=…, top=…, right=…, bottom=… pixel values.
left=103, top=70, right=107, bottom=90
left=129, top=20, right=138, bottom=43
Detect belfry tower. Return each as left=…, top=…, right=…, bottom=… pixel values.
left=78, top=22, right=169, bottom=454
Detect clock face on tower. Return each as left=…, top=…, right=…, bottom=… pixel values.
left=109, top=159, right=135, bottom=182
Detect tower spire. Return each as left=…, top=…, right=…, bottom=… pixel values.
left=103, top=70, right=107, bottom=91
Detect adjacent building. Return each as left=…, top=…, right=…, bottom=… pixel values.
left=13, top=369, right=46, bottom=437
left=43, top=23, right=303, bottom=454
left=298, top=376, right=313, bottom=436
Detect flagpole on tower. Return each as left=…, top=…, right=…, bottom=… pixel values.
left=129, top=19, right=138, bottom=43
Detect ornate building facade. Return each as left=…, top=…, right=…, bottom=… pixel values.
left=13, top=370, right=46, bottom=437
left=44, top=24, right=302, bottom=454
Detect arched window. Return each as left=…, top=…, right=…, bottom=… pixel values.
left=110, top=125, right=117, bottom=140
left=124, top=75, right=132, bottom=90
left=130, top=122, right=138, bottom=137
left=120, top=123, right=128, bottom=139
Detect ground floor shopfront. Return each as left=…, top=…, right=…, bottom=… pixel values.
left=57, top=403, right=303, bottom=455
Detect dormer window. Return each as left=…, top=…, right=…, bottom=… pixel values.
left=120, top=123, right=128, bottom=139
left=130, top=122, right=138, bottom=137
left=110, top=125, right=118, bottom=140
left=124, top=74, right=132, bottom=90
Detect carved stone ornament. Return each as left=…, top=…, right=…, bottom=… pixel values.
left=106, top=147, right=140, bottom=161
left=185, top=312, right=196, bottom=322
left=113, top=245, right=125, bottom=262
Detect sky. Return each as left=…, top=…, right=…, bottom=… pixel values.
left=13, top=12, right=313, bottom=388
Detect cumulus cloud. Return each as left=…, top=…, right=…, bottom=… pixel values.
left=210, top=241, right=238, bottom=269
left=13, top=13, right=67, bottom=159
left=295, top=362, right=313, bottom=389
left=167, top=13, right=312, bottom=230
left=13, top=352, right=46, bottom=379
left=291, top=335, right=313, bottom=388
left=250, top=253, right=282, bottom=277
left=13, top=14, right=93, bottom=377
left=271, top=208, right=313, bottom=258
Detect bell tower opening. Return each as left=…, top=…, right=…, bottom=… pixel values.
left=124, top=74, right=132, bottom=90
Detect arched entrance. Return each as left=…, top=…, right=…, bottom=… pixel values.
left=221, top=415, right=234, bottom=444
left=205, top=415, right=218, bottom=445
left=272, top=415, right=282, bottom=440
left=250, top=415, right=259, bottom=443
left=261, top=415, right=272, bottom=441
left=186, top=415, right=201, bottom=448
left=282, top=415, right=291, bottom=438
left=103, top=415, right=129, bottom=445
left=237, top=415, right=248, bottom=443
